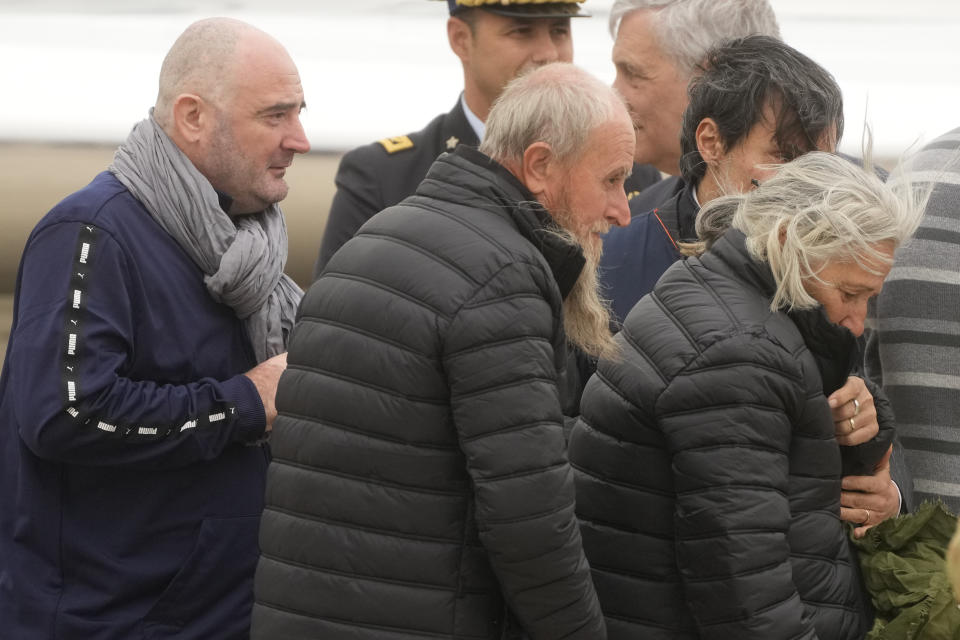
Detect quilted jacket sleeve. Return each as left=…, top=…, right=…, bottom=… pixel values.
left=839, top=376, right=897, bottom=477
left=441, top=261, right=606, bottom=640
left=658, top=337, right=818, bottom=640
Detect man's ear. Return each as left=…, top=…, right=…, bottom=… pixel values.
left=447, top=17, right=472, bottom=63
left=170, top=93, right=207, bottom=145
left=520, top=141, right=556, bottom=196
left=695, top=117, right=724, bottom=163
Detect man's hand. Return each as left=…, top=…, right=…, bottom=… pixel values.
left=828, top=376, right=878, bottom=446
left=244, top=353, right=288, bottom=433
left=841, top=446, right=899, bottom=539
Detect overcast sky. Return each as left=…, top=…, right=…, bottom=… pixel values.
left=1, top=0, right=956, bottom=157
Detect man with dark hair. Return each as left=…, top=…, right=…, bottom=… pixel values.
left=253, top=62, right=632, bottom=640
left=608, top=0, right=780, bottom=200
left=312, top=0, right=661, bottom=276
left=602, top=35, right=842, bottom=324
left=0, top=18, right=307, bottom=639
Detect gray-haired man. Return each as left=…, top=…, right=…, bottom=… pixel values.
left=254, top=62, right=633, bottom=640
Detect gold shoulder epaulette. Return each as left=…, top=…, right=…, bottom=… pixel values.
left=378, top=135, right=415, bottom=154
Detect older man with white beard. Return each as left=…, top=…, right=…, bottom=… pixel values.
left=252, top=62, right=631, bottom=640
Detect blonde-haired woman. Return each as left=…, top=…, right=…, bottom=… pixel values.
left=570, top=151, right=924, bottom=639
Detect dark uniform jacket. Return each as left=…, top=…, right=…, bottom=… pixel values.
left=624, top=164, right=663, bottom=204
left=625, top=173, right=683, bottom=218
left=315, top=99, right=479, bottom=276
left=570, top=230, right=878, bottom=640
left=253, top=145, right=606, bottom=639
left=315, top=98, right=662, bottom=278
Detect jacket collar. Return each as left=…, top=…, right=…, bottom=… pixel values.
left=444, top=98, right=481, bottom=149
left=707, top=229, right=858, bottom=393
left=442, top=145, right=586, bottom=300
left=703, top=229, right=779, bottom=299
left=654, top=178, right=700, bottom=244
left=788, top=305, right=860, bottom=394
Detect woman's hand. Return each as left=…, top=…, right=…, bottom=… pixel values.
left=828, top=376, right=878, bottom=446
left=841, top=446, right=899, bottom=538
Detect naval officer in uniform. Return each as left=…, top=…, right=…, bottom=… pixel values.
left=314, top=0, right=662, bottom=277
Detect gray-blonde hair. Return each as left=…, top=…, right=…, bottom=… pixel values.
left=696, top=152, right=925, bottom=312
left=609, top=0, right=780, bottom=74
left=479, top=62, right=627, bottom=166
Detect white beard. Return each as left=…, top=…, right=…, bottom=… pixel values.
left=544, top=201, right=619, bottom=361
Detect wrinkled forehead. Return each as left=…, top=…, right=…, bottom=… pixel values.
left=576, top=116, right=637, bottom=171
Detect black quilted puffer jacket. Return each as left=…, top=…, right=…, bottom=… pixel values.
left=253, top=146, right=606, bottom=640
left=570, top=229, right=879, bottom=640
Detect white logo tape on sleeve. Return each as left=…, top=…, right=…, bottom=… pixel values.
left=61, top=224, right=238, bottom=442
left=62, top=225, right=96, bottom=417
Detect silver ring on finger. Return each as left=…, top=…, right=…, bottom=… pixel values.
left=852, top=398, right=861, bottom=416
left=861, top=509, right=870, bottom=526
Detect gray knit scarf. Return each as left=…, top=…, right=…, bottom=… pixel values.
left=109, top=113, right=302, bottom=362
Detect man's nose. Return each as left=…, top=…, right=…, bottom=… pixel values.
left=531, top=31, right=562, bottom=65
left=284, top=116, right=311, bottom=154
left=607, top=191, right=631, bottom=228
